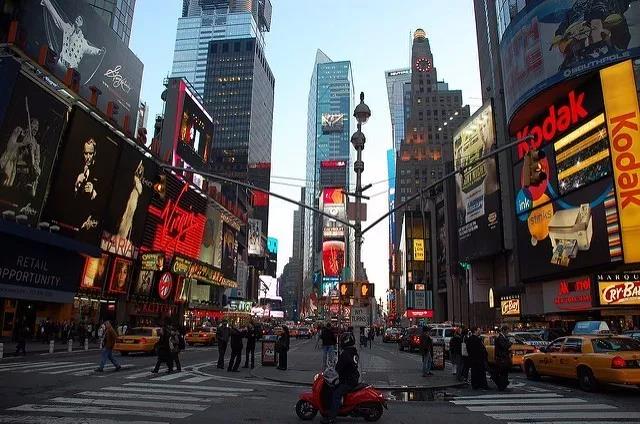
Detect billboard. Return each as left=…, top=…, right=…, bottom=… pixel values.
left=322, top=240, right=345, bottom=278
left=0, top=74, right=68, bottom=226
left=597, top=271, right=640, bottom=306
left=321, top=113, right=345, bottom=133
left=80, top=254, right=109, bottom=292
left=13, top=0, right=144, bottom=133
left=200, top=201, right=221, bottom=266
left=499, top=0, right=640, bottom=121
left=107, top=257, right=133, bottom=295
left=222, top=223, right=238, bottom=279
left=267, top=237, right=278, bottom=255
left=413, top=239, right=425, bottom=261
left=453, top=102, right=502, bottom=260
left=132, top=269, right=154, bottom=297
left=323, top=187, right=345, bottom=205
left=100, top=143, right=158, bottom=258
left=42, top=108, right=120, bottom=245
left=248, top=218, right=263, bottom=256
left=542, top=276, right=593, bottom=313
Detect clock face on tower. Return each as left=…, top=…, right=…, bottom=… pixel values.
left=415, top=56, right=432, bottom=73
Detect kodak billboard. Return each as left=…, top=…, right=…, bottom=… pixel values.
left=601, top=60, right=640, bottom=264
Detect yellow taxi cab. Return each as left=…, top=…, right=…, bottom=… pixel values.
left=114, top=327, right=161, bottom=356
left=522, top=335, right=640, bottom=391
left=185, top=327, right=216, bottom=346
left=482, top=334, right=537, bottom=367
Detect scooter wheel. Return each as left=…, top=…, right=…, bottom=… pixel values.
left=295, top=399, right=317, bottom=420
left=363, top=403, right=384, bottom=422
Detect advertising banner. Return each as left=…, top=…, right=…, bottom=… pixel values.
left=600, top=60, right=640, bottom=263
left=0, top=74, right=68, bottom=225
left=157, top=272, right=174, bottom=301
left=414, top=290, right=426, bottom=309
left=500, top=296, right=521, bottom=316
left=597, top=271, right=640, bottom=306
left=0, top=234, right=84, bottom=303
left=267, top=237, right=278, bottom=255
left=132, top=269, right=154, bottom=297
left=15, top=0, right=144, bottom=133
left=413, top=239, right=425, bottom=261
left=248, top=218, right=262, bottom=256
left=322, top=187, right=345, bottom=205
left=542, top=276, right=593, bottom=313
left=321, top=113, right=345, bottom=133
left=499, top=0, right=640, bottom=120
left=454, top=102, right=502, bottom=260
left=80, top=254, right=109, bottom=292
left=140, top=252, right=164, bottom=271
left=322, top=240, right=345, bottom=278
left=200, top=201, right=220, bottom=266
left=222, top=223, right=238, bottom=280
left=43, top=108, right=120, bottom=245
left=101, top=142, right=158, bottom=258
left=107, top=257, right=132, bottom=295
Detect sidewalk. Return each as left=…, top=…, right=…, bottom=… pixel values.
left=0, top=339, right=101, bottom=358
left=251, top=338, right=465, bottom=390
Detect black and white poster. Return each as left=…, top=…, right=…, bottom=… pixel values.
left=0, top=74, right=68, bottom=225
left=222, top=223, right=238, bottom=280
left=42, top=108, right=120, bottom=245
left=100, top=142, right=158, bottom=258
left=13, top=0, right=143, bottom=134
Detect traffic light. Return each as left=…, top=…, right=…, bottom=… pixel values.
left=339, top=282, right=353, bottom=297
left=523, top=149, right=547, bottom=187
left=359, top=282, right=374, bottom=298
left=153, top=174, right=166, bottom=200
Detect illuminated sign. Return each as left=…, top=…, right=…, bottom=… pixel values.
left=323, top=188, right=345, bottom=205
left=267, top=237, right=278, bottom=255
left=321, top=113, right=345, bottom=133
left=81, top=254, right=109, bottom=291
left=108, top=257, right=132, bottom=295
left=141, top=252, right=165, bottom=271
left=597, top=272, right=640, bottom=306
left=489, top=288, right=495, bottom=309
left=227, top=300, right=252, bottom=313
left=322, top=240, right=345, bottom=277
left=407, top=309, right=433, bottom=319
left=158, top=272, right=173, bottom=300
left=413, top=239, right=425, bottom=261
left=387, top=69, right=410, bottom=77
left=323, top=225, right=345, bottom=239
left=601, top=60, right=640, bottom=264
left=500, top=296, right=521, bottom=316
left=321, top=160, right=347, bottom=169
left=543, top=277, right=592, bottom=313
left=171, top=255, right=237, bottom=288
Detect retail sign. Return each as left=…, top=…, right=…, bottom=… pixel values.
left=500, top=296, right=521, bottom=316
left=141, top=253, right=164, bottom=271
left=414, top=290, right=426, bottom=309
left=350, top=307, right=369, bottom=327
left=601, top=60, right=640, bottom=264
left=227, top=300, right=252, bottom=313
left=597, top=272, right=640, bottom=306
left=543, top=276, right=593, bottom=313
left=171, top=256, right=192, bottom=275
left=135, top=302, right=176, bottom=315
left=407, top=309, right=433, bottom=319
left=413, top=239, right=425, bottom=261
left=158, top=272, right=173, bottom=300
left=170, top=255, right=237, bottom=288
left=320, top=160, right=347, bottom=169
left=488, top=288, right=495, bottom=309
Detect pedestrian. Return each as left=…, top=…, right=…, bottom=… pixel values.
left=277, top=325, right=290, bottom=370
left=171, top=326, right=185, bottom=373
left=320, top=323, right=337, bottom=369
left=216, top=320, right=230, bottom=369
left=449, top=328, right=462, bottom=375
left=420, top=326, right=433, bottom=377
left=457, top=327, right=470, bottom=382
left=322, top=332, right=360, bottom=424
left=95, top=321, right=121, bottom=372
left=492, top=326, right=512, bottom=391
left=368, top=326, right=374, bottom=348
left=467, top=327, right=489, bottom=389
left=227, top=324, right=243, bottom=372
left=152, top=325, right=174, bottom=373
left=243, top=322, right=259, bottom=369
left=15, top=321, right=28, bottom=356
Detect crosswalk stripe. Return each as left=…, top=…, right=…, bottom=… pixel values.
left=487, top=412, right=640, bottom=420
left=0, top=362, right=73, bottom=372
left=149, top=372, right=194, bottom=381
left=468, top=403, right=617, bottom=412
left=73, top=365, right=134, bottom=376
left=124, top=368, right=155, bottom=379
left=180, top=375, right=214, bottom=383
left=124, top=382, right=253, bottom=392
left=0, top=414, right=168, bottom=424
left=38, top=363, right=95, bottom=374
left=76, top=391, right=214, bottom=403
left=452, top=397, right=587, bottom=405
left=0, top=361, right=54, bottom=370
left=8, top=404, right=191, bottom=419
left=453, top=393, right=562, bottom=400
left=50, top=397, right=208, bottom=411
left=99, top=386, right=240, bottom=397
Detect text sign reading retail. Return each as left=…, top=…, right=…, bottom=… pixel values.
left=350, top=307, right=369, bottom=327
left=597, top=272, right=640, bottom=306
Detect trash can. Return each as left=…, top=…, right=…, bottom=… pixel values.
left=432, top=337, right=445, bottom=370
left=261, top=335, right=278, bottom=366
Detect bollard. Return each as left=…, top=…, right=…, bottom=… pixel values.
left=84, top=338, right=89, bottom=351
left=67, top=339, right=73, bottom=352
left=0, top=342, right=3, bottom=359
left=49, top=340, right=54, bottom=354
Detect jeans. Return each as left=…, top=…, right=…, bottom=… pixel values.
left=329, top=383, right=355, bottom=419
left=322, top=345, right=335, bottom=368
left=99, top=348, right=119, bottom=370
left=172, top=352, right=181, bottom=371
left=457, top=356, right=470, bottom=381
left=422, top=352, right=432, bottom=375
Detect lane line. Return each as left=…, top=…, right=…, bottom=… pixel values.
left=123, top=382, right=253, bottom=392
left=0, top=414, right=168, bottom=424
left=180, top=376, right=214, bottom=383
left=7, top=405, right=191, bottom=419
left=50, top=397, right=207, bottom=411
left=99, top=386, right=240, bottom=397
left=73, top=364, right=134, bottom=376
left=149, top=372, right=194, bottom=381
left=38, top=363, right=96, bottom=374
left=0, top=362, right=73, bottom=372
left=452, top=397, right=587, bottom=405
left=487, top=412, right=640, bottom=420
left=0, top=361, right=56, bottom=370
left=453, top=393, right=562, bottom=400
left=124, top=368, right=156, bottom=379
left=76, top=391, right=213, bottom=403
left=468, top=403, right=617, bottom=412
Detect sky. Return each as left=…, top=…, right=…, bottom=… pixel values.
left=129, top=0, right=482, bottom=295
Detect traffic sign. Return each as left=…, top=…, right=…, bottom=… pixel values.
left=350, top=307, right=369, bottom=326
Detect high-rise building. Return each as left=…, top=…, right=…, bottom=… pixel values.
left=385, top=68, right=412, bottom=153
left=303, top=50, right=354, bottom=303
left=171, top=0, right=271, bottom=96
left=86, top=0, right=136, bottom=45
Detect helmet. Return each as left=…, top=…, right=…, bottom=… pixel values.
left=339, top=332, right=355, bottom=348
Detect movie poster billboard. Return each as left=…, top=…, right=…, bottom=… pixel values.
left=248, top=218, right=262, bottom=256
left=80, top=253, right=109, bottom=292
left=42, top=108, right=120, bottom=245
left=321, top=113, right=345, bottom=133
left=499, top=0, right=640, bottom=120
left=453, top=102, right=502, bottom=260
left=101, top=143, right=158, bottom=258
left=222, top=223, right=238, bottom=279
left=107, top=257, right=133, bottom=295
left=132, top=268, right=154, bottom=297
left=13, top=0, right=144, bottom=133
left=200, top=201, right=220, bottom=266
left=0, top=74, right=68, bottom=225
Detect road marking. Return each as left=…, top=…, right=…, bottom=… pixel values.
left=0, top=361, right=54, bottom=370
left=0, top=415, right=167, bottom=424
left=76, top=391, right=214, bottom=403
left=124, top=368, right=155, bottom=379
left=149, top=371, right=194, bottom=381
left=452, top=397, right=587, bottom=405
left=0, top=362, right=73, bottom=372
left=73, top=364, right=134, bottom=376
left=453, top=393, right=562, bottom=400
left=180, top=375, right=214, bottom=383
left=50, top=397, right=207, bottom=411
left=124, top=382, right=254, bottom=392
left=487, top=412, right=640, bottom=421
left=99, top=386, right=239, bottom=397
left=468, top=403, right=617, bottom=412
left=38, top=363, right=95, bottom=374
left=7, top=405, right=191, bottom=420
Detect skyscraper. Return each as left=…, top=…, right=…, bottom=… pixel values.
left=85, top=0, right=136, bottom=45
left=303, top=50, right=354, bottom=302
left=385, top=68, right=411, bottom=153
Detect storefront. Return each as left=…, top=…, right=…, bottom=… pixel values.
left=596, top=271, right=640, bottom=331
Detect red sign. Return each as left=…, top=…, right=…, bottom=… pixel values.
left=407, top=309, right=433, bottom=319
left=322, top=240, right=345, bottom=277
left=323, top=188, right=344, bottom=205
left=158, top=272, right=173, bottom=300
left=321, top=160, right=347, bottom=169
left=135, top=302, right=176, bottom=315
left=252, top=190, right=269, bottom=207
left=554, top=277, right=592, bottom=310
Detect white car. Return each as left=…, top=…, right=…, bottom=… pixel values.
left=429, top=326, right=456, bottom=352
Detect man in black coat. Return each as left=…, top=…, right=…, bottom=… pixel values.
left=466, top=327, right=489, bottom=389
left=152, top=326, right=173, bottom=373
left=449, top=328, right=462, bottom=376
left=216, top=320, right=230, bottom=369
left=323, top=332, right=360, bottom=424
left=243, top=322, right=260, bottom=369
left=493, top=326, right=512, bottom=390
left=277, top=326, right=290, bottom=370
left=420, top=327, right=434, bottom=377
left=227, top=325, right=243, bottom=372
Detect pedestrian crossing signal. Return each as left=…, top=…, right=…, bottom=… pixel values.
left=339, top=282, right=353, bottom=297
left=360, top=283, right=373, bottom=298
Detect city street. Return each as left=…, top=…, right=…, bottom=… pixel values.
left=0, top=338, right=639, bottom=423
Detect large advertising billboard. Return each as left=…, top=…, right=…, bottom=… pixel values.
left=222, top=223, right=238, bottom=280
left=12, top=0, right=144, bottom=133
left=500, top=0, right=640, bottom=121
left=0, top=74, right=68, bottom=225
left=200, top=201, right=222, bottom=266
left=321, top=113, right=345, bottom=133
left=453, top=102, right=502, bottom=260
left=248, top=218, right=263, bottom=256
left=100, top=143, right=158, bottom=258
left=322, top=240, right=345, bottom=278
left=42, top=108, right=120, bottom=245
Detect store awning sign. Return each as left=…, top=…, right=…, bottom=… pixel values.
left=170, top=255, right=237, bottom=288
left=597, top=272, right=640, bottom=306
left=501, top=296, right=521, bottom=316
left=141, top=252, right=165, bottom=271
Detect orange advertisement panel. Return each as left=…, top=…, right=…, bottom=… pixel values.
left=600, top=60, right=640, bottom=263
left=323, top=188, right=345, bottom=205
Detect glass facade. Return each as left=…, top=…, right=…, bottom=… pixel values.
left=495, top=0, right=529, bottom=40
left=86, top=0, right=136, bottom=46
left=385, top=68, right=411, bottom=153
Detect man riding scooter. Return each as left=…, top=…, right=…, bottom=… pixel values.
left=322, top=332, right=360, bottom=424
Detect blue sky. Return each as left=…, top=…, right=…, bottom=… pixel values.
left=129, top=0, right=482, bottom=291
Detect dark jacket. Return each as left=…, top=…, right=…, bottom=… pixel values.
left=466, top=334, right=487, bottom=365
left=449, top=334, right=462, bottom=356
left=320, top=327, right=337, bottom=346
left=104, top=327, right=117, bottom=349
left=495, top=333, right=512, bottom=368
left=245, top=326, right=260, bottom=348
left=157, top=328, right=172, bottom=360
left=277, top=331, right=290, bottom=352
left=420, top=332, right=433, bottom=356
left=335, top=346, right=360, bottom=386
left=217, top=323, right=230, bottom=343
left=230, top=327, right=243, bottom=351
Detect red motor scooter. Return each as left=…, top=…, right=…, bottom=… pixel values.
left=295, top=372, right=387, bottom=422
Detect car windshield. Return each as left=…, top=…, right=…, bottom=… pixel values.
left=513, top=333, right=543, bottom=342
left=127, top=328, right=153, bottom=336
left=591, top=337, right=640, bottom=352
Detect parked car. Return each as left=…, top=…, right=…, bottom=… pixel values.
left=398, top=327, right=422, bottom=352
left=185, top=327, right=216, bottom=346
left=523, top=335, right=640, bottom=391
left=383, top=328, right=402, bottom=343
left=482, top=333, right=537, bottom=368
left=430, top=327, right=455, bottom=352
left=297, top=327, right=312, bottom=339
left=509, top=332, right=550, bottom=349
left=114, top=327, right=161, bottom=356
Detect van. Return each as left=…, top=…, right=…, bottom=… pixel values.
left=429, top=327, right=455, bottom=352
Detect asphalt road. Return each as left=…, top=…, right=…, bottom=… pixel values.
left=0, top=338, right=638, bottom=423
